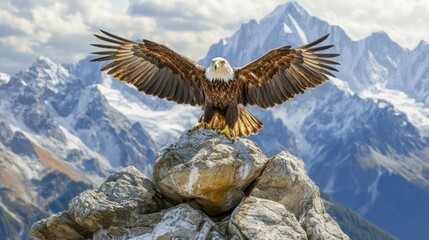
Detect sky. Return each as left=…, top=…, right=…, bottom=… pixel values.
left=0, top=0, right=428, bottom=75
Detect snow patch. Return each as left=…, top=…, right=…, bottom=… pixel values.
left=272, top=100, right=315, bottom=161
left=288, top=14, right=307, bottom=43
left=222, top=38, right=228, bottom=45
left=367, top=51, right=388, bottom=90
left=360, top=89, right=429, bottom=137
left=330, top=78, right=354, bottom=96
left=0, top=72, right=10, bottom=84
left=283, top=22, right=292, bottom=33
left=97, top=84, right=199, bottom=146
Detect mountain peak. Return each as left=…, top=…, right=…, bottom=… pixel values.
left=285, top=0, right=307, bottom=13
left=269, top=0, right=309, bottom=19
left=9, top=55, right=71, bottom=91
left=415, top=40, right=429, bottom=50
left=31, top=56, right=57, bottom=70
left=369, top=31, right=390, bottom=39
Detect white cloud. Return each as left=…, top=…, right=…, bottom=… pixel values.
left=0, top=0, right=428, bottom=75
left=298, top=0, right=429, bottom=49
left=32, top=3, right=89, bottom=35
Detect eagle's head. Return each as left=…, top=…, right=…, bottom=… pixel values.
left=205, top=57, right=234, bottom=82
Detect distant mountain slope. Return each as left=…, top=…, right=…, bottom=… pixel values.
left=323, top=194, right=398, bottom=240
left=0, top=57, right=156, bottom=239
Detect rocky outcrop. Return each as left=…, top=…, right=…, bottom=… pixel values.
left=229, top=196, right=307, bottom=239
left=32, top=129, right=349, bottom=239
left=250, top=151, right=347, bottom=239
left=153, top=130, right=268, bottom=215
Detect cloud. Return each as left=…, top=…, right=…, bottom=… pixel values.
left=0, top=0, right=428, bottom=75
left=298, top=0, right=429, bottom=49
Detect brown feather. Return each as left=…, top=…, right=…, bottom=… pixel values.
left=236, top=33, right=339, bottom=109
left=90, top=29, right=205, bottom=106
left=155, top=70, right=172, bottom=97
left=145, top=69, right=165, bottom=95
left=90, top=43, right=120, bottom=50
left=166, top=76, right=179, bottom=99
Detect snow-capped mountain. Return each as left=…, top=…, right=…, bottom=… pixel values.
left=0, top=57, right=157, bottom=238
left=389, top=41, right=429, bottom=105
left=201, top=2, right=429, bottom=239
left=1, top=1, right=428, bottom=239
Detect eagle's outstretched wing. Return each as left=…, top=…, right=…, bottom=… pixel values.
left=236, top=34, right=339, bottom=109
left=91, top=30, right=205, bottom=106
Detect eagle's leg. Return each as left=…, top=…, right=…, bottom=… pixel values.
left=217, top=104, right=237, bottom=142
left=189, top=120, right=205, bottom=133
left=190, top=120, right=214, bottom=131
left=189, top=104, right=215, bottom=133
left=218, top=125, right=234, bottom=141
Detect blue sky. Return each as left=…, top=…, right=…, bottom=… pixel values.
left=0, top=0, right=428, bottom=75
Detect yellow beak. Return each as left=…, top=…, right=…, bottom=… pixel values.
left=213, top=61, right=224, bottom=70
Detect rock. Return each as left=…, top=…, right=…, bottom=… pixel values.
left=301, top=197, right=349, bottom=240
left=250, top=151, right=349, bottom=239
left=229, top=196, right=307, bottom=240
left=95, top=203, right=224, bottom=239
left=32, top=166, right=164, bottom=237
left=32, top=132, right=349, bottom=240
left=153, top=130, right=268, bottom=215
left=31, top=211, right=92, bottom=240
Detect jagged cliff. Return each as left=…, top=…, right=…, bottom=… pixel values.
left=31, top=130, right=349, bottom=239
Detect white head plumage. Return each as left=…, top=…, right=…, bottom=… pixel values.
left=205, top=57, right=234, bottom=82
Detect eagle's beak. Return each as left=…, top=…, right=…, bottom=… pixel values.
left=213, top=60, right=224, bottom=71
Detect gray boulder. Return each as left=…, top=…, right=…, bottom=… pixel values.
left=31, top=211, right=92, bottom=240
left=31, top=166, right=164, bottom=238
left=250, top=151, right=350, bottom=240
left=153, top=129, right=268, bottom=215
left=94, top=204, right=224, bottom=239
left=229, top=196, right=307, bottom=240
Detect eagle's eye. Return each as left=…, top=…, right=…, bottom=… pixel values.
left=220, top=61, right=225, bottom=65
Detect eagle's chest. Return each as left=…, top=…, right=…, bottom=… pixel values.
left=203, top=79, right=240, bottom=107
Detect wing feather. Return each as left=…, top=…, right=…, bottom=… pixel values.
left=173, top=79, right=184, bottom=103
left=146, top=69, right=165, bottom=95
left=91, top=30, right=205, bottom=106
left=155, top=69, right=171, bottom=97
left=166, top=76, right=179, bottom=99
left=139, top=70, right=160, bottom=92
left=272, top=74, right=288, bottom=100
left=159, top=71, right=173, bottom=98
left=237, top=34, right=339, bottom=109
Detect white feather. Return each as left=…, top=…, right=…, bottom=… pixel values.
left=205, top=57, right=234, bottom=82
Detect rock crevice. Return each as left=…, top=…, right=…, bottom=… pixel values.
left=32, top=130, right=349, bottom=239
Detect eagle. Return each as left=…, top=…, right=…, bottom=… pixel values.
left=91, top=30, right=339, bottom=141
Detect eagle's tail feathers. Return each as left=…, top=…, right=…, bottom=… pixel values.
left=232, top=106, right=263, bottom=137
left=198, top=105, right=263, bottom=138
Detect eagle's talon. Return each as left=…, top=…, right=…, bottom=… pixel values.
left=189, top=121, right=204, bottom=133
left=218, top=125, right=234, bottom=141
